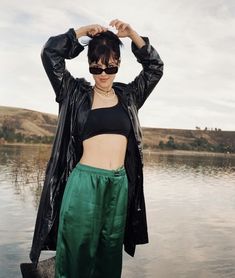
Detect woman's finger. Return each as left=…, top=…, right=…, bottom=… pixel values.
left=89, top=25, right=107, bottom=36
left=115, top=21, right=124, bottom=30
left=101, top=26, right=108, bottom=32
left=96, top=26, right=102, bottom=33
left=111, top=19, right=123, bottom=29
left=109, top=19, right=119, bottom=27
left=115, top=22, right=122, bottom=29
left=120, top=23, right=128, bottom=32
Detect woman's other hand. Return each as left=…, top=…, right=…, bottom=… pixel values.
left=109, top=19, right=145, bottom=49
left=109, top=19, right=134, bottom=38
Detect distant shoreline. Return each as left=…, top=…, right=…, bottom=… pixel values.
left=1, top=142, right=235, bottom=157
left=1, top=142, right=52, bottom=147
left=143, top=148, right=235, bottom=157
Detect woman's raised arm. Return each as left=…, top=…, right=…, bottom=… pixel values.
left=41, top=28, right=84, bottom=103
left=109, top=19, right=164, bottom=110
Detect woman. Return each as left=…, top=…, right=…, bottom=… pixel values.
left=29, top=19, right=164, bottom=278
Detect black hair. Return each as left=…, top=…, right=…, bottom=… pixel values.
left=87, top=31, right=123, bottom=66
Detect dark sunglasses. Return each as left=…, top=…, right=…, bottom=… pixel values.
left=89, top=66, right=119, bottom=75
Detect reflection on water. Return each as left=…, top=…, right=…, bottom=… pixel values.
left=0, top=145, right=235, bottom=278
left=0, top=145, right=51, bottom=209
left=0, top=145, right=51, bottom=278
left=123, top=152, right=235, bottom=278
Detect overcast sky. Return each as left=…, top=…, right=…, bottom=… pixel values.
left=1, top=0, right=235, bottom=130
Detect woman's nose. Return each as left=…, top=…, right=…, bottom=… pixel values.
left=101, top=69, right=106, bottom=75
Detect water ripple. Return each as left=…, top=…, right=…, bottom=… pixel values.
left=1, top=146, right=235, bottom=278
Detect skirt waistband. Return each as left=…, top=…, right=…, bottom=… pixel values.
left=75, top=162, right=126, bottom=177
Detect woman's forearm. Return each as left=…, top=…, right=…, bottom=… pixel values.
left=128, top=30, right=146, bottom=49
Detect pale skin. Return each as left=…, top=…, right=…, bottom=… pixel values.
left=75, top=19, right=146, bottom=170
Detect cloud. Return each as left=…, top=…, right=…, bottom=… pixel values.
left=1, top=0, right=235, bottom=130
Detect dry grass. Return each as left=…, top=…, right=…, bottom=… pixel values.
left=0, top=106, right=57, bottom=137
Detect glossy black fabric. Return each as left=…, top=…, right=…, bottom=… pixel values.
left=82, top=101, right=131, bottom=141
left=29, top=28, right=164, bottom=266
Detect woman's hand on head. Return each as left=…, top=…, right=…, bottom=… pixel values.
left=75, top=25, right=108, bottom=38
left=109, top=19, right=135, bottom=38
left=86, top=24, right=108, bottom=37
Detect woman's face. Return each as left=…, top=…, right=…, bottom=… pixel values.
left=89, top=57, right=119, bottom=90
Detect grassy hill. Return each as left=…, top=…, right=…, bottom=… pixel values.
left=142, top=127, right=235, bottom=153
left=0, top=106, right=57, bottom=144
left=0, top=106, right=234, bottom=153
left=0, top=106, right=57, bottom=136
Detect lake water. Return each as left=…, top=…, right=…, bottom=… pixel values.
left=0, top=145, right=235, bottom=278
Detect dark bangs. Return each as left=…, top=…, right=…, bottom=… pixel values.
left=87, top=31, right=123, bottom=66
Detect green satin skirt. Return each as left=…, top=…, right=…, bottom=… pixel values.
left=54, top=162, right=128, bottom=278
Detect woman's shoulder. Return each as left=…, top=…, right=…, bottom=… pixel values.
left=113, top=82, right=135, bottom=103
left=75, top=77, right=91, bottom=87
left=73, top=77, right=92, bottom=93
left=64, top=77, right=92, bottom=103
left=113, top=81, right=128, bottom=90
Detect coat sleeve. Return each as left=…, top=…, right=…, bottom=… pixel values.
left=127, top=37, right=164, bottom=110
left=41, top=28, right=85, bottom=103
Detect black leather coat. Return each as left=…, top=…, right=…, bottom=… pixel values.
left=29, top=28, right=164, bottom=266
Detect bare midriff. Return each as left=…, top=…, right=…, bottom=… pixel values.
left=79, top=134, right=127, bottom=170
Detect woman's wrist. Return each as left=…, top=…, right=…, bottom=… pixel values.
left=128, top=30, right=146, bottom=49
left=74, top=27, right=87, bottom=39
left=128, top=29, right=138, bottom=39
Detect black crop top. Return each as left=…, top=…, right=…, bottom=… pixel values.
left=82, top=101, right=131, bottom=141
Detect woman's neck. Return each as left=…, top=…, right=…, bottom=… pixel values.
left=94, top=84, right=113, bottom=93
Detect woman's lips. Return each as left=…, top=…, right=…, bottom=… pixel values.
left=99, top=78, right=109, bottom=82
